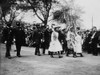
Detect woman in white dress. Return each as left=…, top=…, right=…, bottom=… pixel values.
left=66, top=30, right=76, bottom=57
left=48, top=27, right=63, bottom=58
left=74, top=32, right=83, bottom=57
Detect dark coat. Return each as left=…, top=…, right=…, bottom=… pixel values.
left=14, top=27, right=26, bottom=45
left=32, top=29, right=42, bottom=47
left=91, top=31, right=100, bottom=47
left=2, top=26, right=14, bottom=44
left=41, top=29, right=52, bottom=49
left=58, top=30, right=66, bottom=44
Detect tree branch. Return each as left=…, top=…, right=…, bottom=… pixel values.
left=27, top=0, right=44, bottom=23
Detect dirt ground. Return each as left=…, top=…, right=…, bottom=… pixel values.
left=0, top=44, right=100, bottom=75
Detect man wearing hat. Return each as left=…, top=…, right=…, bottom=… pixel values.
left=91, top=27, right=100, bottom=56
left=2, top=22, right=14, bottom=59
left=32, top=26, right=42, bottom=56
left=41, top=25, right=52, bottom=55
left=14, top=22, right=25, bottom=57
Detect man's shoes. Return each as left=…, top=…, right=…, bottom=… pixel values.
left=73, top=55, right=77, bottom=58
left=66, top=54, right=69, bottom=56
left=8, top=56, right=12, bottom=59
left=14, top=50, right=17, bottom=52
left=6, top=56, right=12, bottom=59
left=37, top=54, right=41, bottom=56
left=61, top=51, right=64, bottom=54
left=5, top=55, right=12, bottom=59
left=48, top=51, right=50, bottom=55
left=59, top=56, right=63, bottom=58
left=80, top=54, right=84, bottom=57
left=50, top=55, right=54, bottom=58
left=43, top=53, right=45, bottom=55
left=17, top=55, right=22, bottom=57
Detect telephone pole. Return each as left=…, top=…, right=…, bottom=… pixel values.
left=92, top=16, right=93, bottom=28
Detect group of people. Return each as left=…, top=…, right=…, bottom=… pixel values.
left=23, top=24, right=84, bottom=58
left=2, top=21, right=100, bottom=59
left=2, top=22, right=25, bottom=59
left=83, top=27, right=100, bottom=56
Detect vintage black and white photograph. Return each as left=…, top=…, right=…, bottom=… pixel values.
left=0, top=0, right=100, bottom=75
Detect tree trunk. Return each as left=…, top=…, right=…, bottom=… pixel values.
left=0, top=6, right=2, bottom=24
left=43, top=19, right=48, bottom=27
left=0, top=6, right=3, bottom=29
left=0, top=6, right=3, bottom=43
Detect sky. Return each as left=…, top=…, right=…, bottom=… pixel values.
left=15, top=0, right=100, bottom=30
left=74, top=0, right=100, bottom=29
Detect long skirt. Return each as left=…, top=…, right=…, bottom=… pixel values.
left=48, top=40, right=62, bottom=52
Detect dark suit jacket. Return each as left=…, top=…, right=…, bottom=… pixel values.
left=14, top=27, right=25, bottom=45
left=91, top=31, right=100, bottom=48
left=41, top=29, right=52, bottom=49
left=2, top=26, right=14, bottom=44
left=32, top=29, right=42, bottom=47
left=92, top=31, right=100, bottom=42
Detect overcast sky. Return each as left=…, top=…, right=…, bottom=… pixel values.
left=74, top=0, right=100, bottom=29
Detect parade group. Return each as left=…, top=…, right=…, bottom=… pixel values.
left=2, top=21, right=100, bottom=59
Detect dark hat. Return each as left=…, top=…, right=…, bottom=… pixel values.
left=16, top=22, right=20, bottom=26
left=52, top=24, right=55, bottom=26
left=7, top=22, right=11, bottom=27
left=33, top=26, right=36, bottom=29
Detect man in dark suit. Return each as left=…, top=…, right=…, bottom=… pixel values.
left=84, top=27, right=97, bottom=54
left=97, top=34, right=100, bottom=54
left=41, top=26, right=52, bottom=55
left=33, top=26, right=42, bottom=56
left=84, top=31, right=93, bottom=54
left=14, top=22, right=25, bottom=57
left=91, top=28, right=100, bottom=56
left=82, top=30, right=90, bottom=53
left=2, top=22, right=14, bottom=59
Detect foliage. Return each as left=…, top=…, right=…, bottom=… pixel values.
left=0, top=0, right=16, bottom=18
left=24, top=0, right=59, bottom=26
left=53, top=2, right=83, bottom=31
left=0, top=0, right=29, bottom=23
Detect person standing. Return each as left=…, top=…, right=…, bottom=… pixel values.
left=74, top=32, right=83, bottom=57
left=82, top=30, right=90, bottom=53
left=58, top=29, right=67, bottom=54
left=33, top=26, right=42, bottom=56
left=42, top=26, right=52, bottom=55
left=87, top=27, right=97, bottom=54
left=48, top=26, right=63, bottom=58
left=2, top=22, right=14, bottom=59
left=97, top=34, right=100, bottom=54
left=91, top=27, right=100, bottom=56
left=14, top=22, right=25, bottom=57
left=66, top=28, right=76, bottom=57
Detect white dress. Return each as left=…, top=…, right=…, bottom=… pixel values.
left=66, top=31, right=75, bottom=49
left=48, top=30, right=62, bottom=52
left=74, top=34, right=82, bottom=53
